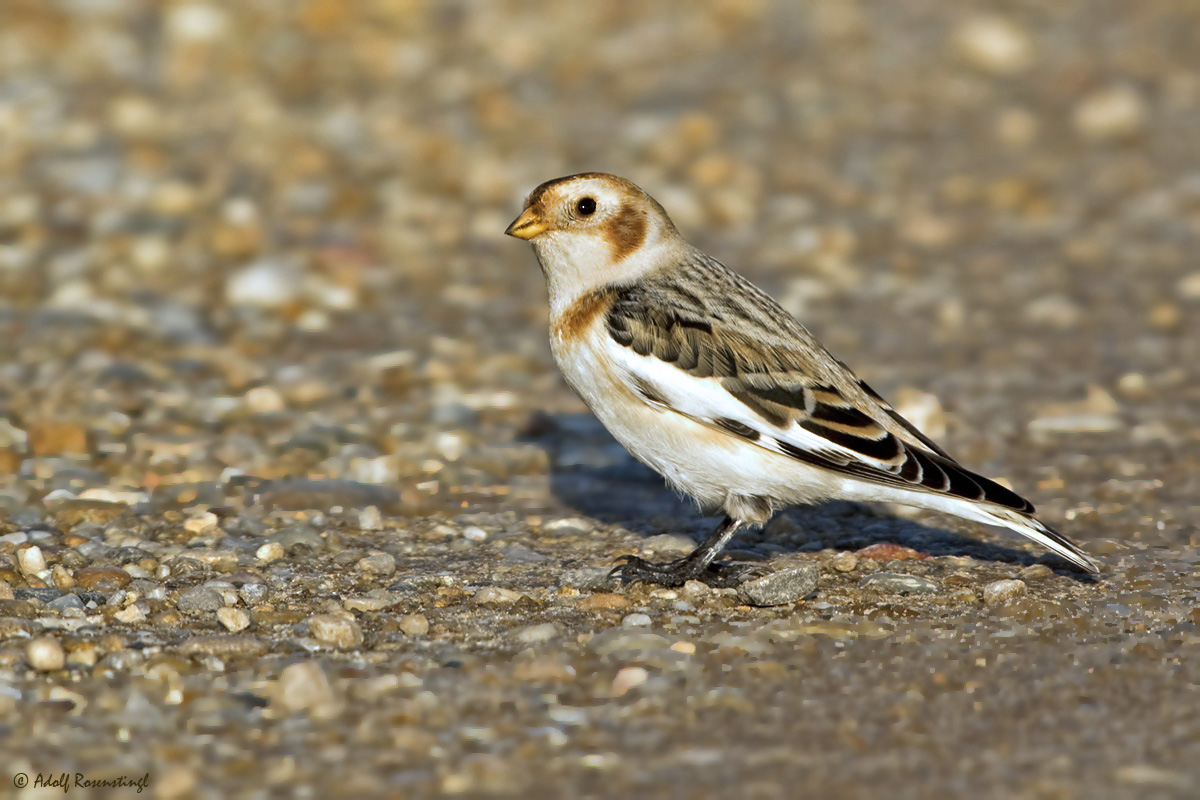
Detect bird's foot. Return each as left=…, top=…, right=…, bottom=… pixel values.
left=609, top=555, right=764, bottom=588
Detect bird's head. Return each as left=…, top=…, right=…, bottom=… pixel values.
left=506, top=172, right=683, bottom=311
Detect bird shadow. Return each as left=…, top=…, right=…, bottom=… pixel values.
left=519, top=410, right=1097, bottom=581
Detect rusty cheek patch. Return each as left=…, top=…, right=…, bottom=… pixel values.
left=607, top=205, right=646, bottom=262
left=551, top=286, right=618, bottom=344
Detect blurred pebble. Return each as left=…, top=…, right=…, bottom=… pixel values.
left=462, top=526, right=488, bottom=542
left=1029, top=386, right=1122, bottom=434
left=1073, top=85, right=1147, bottom=142
left=399, top=614, right=430, bottom=636
left=892, top=389, right=947, bottom=441
left=825, top=553, right=858, bottom=574
left=499, top=545, right=548, bottom=563
left=640, top=534, right=696, bottom=556
left=357, top=506, right=383, bottom=531
left=559, top=567, right=612, bottom=591
left=273, top=662, right=337, bottom=715
left=856, top=543, right=928, bottom=562
left=543, top=518, right=593, bottom=536
left=611, top=666, right=649, bottom=696
left=588, top=628, right=671, bottom=656
left=226, top=261, right=302, bottom=308
left=515, top=623, right=560, bottom=644
left=26, top=635, right=65, bottom=671
left=257, top=542, right=285, bottom=562
left=307, top=613, right=364, bottom=648
left=577, top=593, right=629, bottom=611
left=1019, top=564, right=1054, bottom=581
left=953, top=15, right=1034, bottom=75
left=1178, top=271, right=1200, bottom=299
left=184, top=511, right=220, bottom=535
left=473, top=587, right=523, bottom=605
left=357, top=552, right=396, bottom=576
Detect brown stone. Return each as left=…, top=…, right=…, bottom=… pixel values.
left=0, top=449, right=21, bottom=474
left=576, top=593, right=630, bottom=611
left=73, top=566, right=133, bottom=592
left=855, top=543, right=929, bottom=562
left=27, top=421, right=90, bottom=455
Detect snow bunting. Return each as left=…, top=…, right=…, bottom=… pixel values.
left=506, top=172, right=1100, bottom=586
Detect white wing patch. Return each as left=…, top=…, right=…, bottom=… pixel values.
left=608, top=344, right=893, bottom=471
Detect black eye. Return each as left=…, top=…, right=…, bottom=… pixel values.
left=576, top=197, right=597, bottom=216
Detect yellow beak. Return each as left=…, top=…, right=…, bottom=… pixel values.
left=505, top=208, right=548, bottom=240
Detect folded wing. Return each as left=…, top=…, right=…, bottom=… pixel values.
left=606, top=275, right=1035, bottom=515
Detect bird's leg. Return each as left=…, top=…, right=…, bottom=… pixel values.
left=610, top=517, right=756, bottom=588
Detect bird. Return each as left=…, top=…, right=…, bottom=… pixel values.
left=505, top=172, right=1100, bottom=587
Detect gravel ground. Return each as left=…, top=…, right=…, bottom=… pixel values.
left=1, top=1, right=1199, bottom=798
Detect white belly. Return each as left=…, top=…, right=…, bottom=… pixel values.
left=550, top=327, right=842, bottom=522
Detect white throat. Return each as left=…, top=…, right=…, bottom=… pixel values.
left=532, top=230, right=681, bottom=316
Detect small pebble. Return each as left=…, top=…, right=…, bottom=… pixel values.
left=621, top=613, right=652, bottom=627
left=830, top=552, right=859, bottom=572
left=736, top=565, right=819, bottom=607
left=543, top=518, right=593, bottom=536
left=257, top=542, right=285, bottom=562
left=611, top=666, right=649, bottom=696
left=176, top=586, right=225, bottom=614
left=461, top=526, right=488, bottom=542
left=357, top=552, right=396, bottom=575
left=399, top=614, right=430, bottom=636
left=859, top=572, right=942, bottom=595
left=1019, top=563, right=1054, bottom=581
left=983, top=579, right=1028, bottom=604
left=472, top=587, right=523, bottom=605
left=218, top=606, right=251, bottom=632
left=113, top=604, right=147, bottom=623
left=26, top=635, right=65, bottom=671
left=184, top=512, right=220, bottom=535
left=239, top=583, right=270, bottom=605
left=343, top=594, right=392, bottom=612
left=358, top=505, right=384, bottom=531
left=515, top=623, right=560, bottom=644
left=1073, top=84, right=1147, bottom=142
left=74, top=566, right=132, bottom=592
left=953, top=15, right=1034, bottom=76
left=307, top=613, right=364, bottom=648
left=47, top=593, right=84, bottom=612
left=559, top=567, right=612, bottom=591
left=18, top=545, right=47, bottom=575
left=856, top=543, right=928, bottom=562
left=273, top=661, right=337, bottom=715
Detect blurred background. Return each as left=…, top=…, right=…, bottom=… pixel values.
left=1, top=1, right=1198, bottom=796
